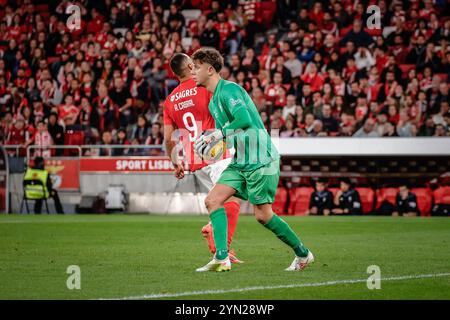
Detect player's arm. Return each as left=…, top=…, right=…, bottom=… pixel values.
left=195, top=85, right=251, bottom=152
left=164, top=123, right=185, bottom=179
left=163, top=123, right=178, bottom=163
left=332, top=191, right=344, bottom=214
left=221, top=107, right=252, bottom=135
left=163, top=104, right=184, bottom=179
left=220, top=86, right=252, bottom=136
left=119, top=97, right=133, bottom=112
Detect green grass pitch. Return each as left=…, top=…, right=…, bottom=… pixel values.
left=0, top=214, right=449, bottom=300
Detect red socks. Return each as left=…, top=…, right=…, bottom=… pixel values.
left=223, top=201, right=240, bottom=248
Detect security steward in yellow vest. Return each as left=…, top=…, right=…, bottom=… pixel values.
left=24, top=157, right=64, bottom=214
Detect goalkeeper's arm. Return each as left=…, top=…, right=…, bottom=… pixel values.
left=221, top=107, right=252, bottom=137
left=194, top=107, right=252, bottom=155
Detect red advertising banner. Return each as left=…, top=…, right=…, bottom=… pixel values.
left=79, top=157, right=175, bottom=172
left=45, top=159, right=80, bottom=190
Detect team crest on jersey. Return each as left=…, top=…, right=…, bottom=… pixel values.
left=230, top=98, right=242, bottom=106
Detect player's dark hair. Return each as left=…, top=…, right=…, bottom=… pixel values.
left=339, top=177, right=352, bottom=186
left=398, top=182, right=410, bottom=189
left=169, top=53, right=190, bottom=77
left=191, top=48, right=224, bottom=73
left=317, top=177, right=329, bottom=184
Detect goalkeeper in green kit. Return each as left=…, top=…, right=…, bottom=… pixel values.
left=192, top=48, right=314, bottom=272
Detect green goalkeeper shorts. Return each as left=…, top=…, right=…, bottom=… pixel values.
left=217, top=159, right=280, bottom=205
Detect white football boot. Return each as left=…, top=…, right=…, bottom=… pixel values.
left=196, top=256, right=231, bottom=272
left=285, top=250, right=315, bottom=271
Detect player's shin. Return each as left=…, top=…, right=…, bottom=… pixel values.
left=263, top=214, right=309, bottom=258
left=224, top=201, right=240, bottom=248
left=210, top=207, right=229, bottom=260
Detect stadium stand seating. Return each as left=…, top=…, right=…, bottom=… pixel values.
left=434, top=186, right=450, bottom=205
left=63, top=130, right=85, bottom=156
left=272, top=187, right=288, bottom=215
left=288, top=187, right=313, bottom=216
left=411, top=188, right=433, bottom=216
left=355, top=187, right=375, bottom=214
left=376, top=187, right=399, bottom=209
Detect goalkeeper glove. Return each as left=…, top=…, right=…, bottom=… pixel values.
left=194, top=129, right=224, bottom=157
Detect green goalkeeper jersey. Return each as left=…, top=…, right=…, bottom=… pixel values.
left=208, top=79, right=280, bottom=171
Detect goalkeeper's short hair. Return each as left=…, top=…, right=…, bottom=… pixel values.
left=191, top=48, right=224, bottom=73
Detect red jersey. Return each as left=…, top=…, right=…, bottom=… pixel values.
left=59, top=104, right=79, bottom=124
left=214, top=21, right=234, bottom=49
left=163, top=78, right=216, bottom=172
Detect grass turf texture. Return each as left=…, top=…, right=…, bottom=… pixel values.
left=0, top=214, right=449, bottom=300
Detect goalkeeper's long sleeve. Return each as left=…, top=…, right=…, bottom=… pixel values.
left=221, top=107, right=252, bottom=137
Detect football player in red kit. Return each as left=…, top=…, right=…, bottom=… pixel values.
left=163, top=53, right=242, bottom=265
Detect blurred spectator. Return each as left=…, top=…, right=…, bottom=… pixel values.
left=332, top=178, right=362, bottom=215
left=145, top=122, right=164, bottom=155
left=284, top=50, right=302, bottom=78
left=383, top=121, right=399, bottom=137
left=31, top=120, right=53, bottom=158
left=280, top=116, right=301, bottom=138
left=110, top=77, right=133, bottom=128
left=58, top=95, right=79, bottom=128
left=0, top=0, right=449, bottom=152
left=310, top=119, right=327, bottom=137
left=340, top=20, right=373, bottom=48
left=113, top=128, right=130, bottom=156
left=47, top=112, right=64, bottom=156
left=301, top=63, right=324, bottom=92
left=434, top=123, right=447, bottom=137
left=396, top=109, right=417, bottom=137
left=308, top=178, right=333, bottom=216
left=6, top=117, right=27, bottom=146
left=282, top=94, right=298, bottom=120
left=393, top=184, right=420, bottom=217
left=98, top=131, right=114, bottom=156
left=200, top=18, right=220, bottom=48
left=354, top=47, right=376, bottom=71
left=242, top=48, right=259, bottom=76
left=130, top=114, right=151, bottom=144
left=319, top=104, right=339, bottom=134
left=353, top=118, right=379, bottom=137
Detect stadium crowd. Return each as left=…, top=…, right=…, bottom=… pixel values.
left=0, top=0, right=449, bottom=157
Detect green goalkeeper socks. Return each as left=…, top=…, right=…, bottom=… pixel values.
left=210, top=207, right=228, bottom=260
left=264, top=214, right=309, bottom=257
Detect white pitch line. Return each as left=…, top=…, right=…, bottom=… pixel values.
left=98, top=272, right=450, bottom=300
